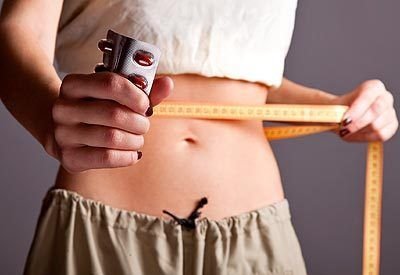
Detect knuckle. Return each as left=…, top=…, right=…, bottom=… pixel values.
left=100, top=149, right=118, bottom=165
left=108, top=107, right=127, bottom=124
left=376, top=130, right=388, bottom=141
left=370, top=97, right=385, bottom=115
left=52, top=100, right=64, bottom=121
left=60, top=149, right=82, bottom=173
left=362, top=79, right=385, bottom=91
left=63, top=73, right=76, bottom=83
left=360, top=87, right=377, bottom=99
left=386, top=91, right=394, bottom=105
left=54, top=125, right=67, bottom=146
left=389, top=119, right=399, bottom=134
left=60, top=74, right=77, bottom=96
left=394, top=120, right=399, bottom=132
left=104, top=128, right=124, bottom=146
left=394, top=108, right=399, bottom=119
left=102, top=73, right=122, bottom=92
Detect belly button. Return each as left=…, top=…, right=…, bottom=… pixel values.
left=183, top=137, right=197, bottom=144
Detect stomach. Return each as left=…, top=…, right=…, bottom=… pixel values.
left=54, top=74, right=284, bottom=221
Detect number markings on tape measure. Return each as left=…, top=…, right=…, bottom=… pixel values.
left=154, top=102, right=348, bottom=123
left=264, top=125, right=338, bottom=140
left=363, top=142, right=383, bottom=275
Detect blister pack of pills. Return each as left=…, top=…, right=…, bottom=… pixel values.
left=96, top=29, right=161, bottom=96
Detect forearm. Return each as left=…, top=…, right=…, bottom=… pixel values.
left=265, top=78, right=342, bottom=128
left=267, top=78, right=339, bottom=105
left=0, top=22, right=61, bottom=149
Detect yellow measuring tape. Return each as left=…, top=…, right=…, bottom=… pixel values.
left=153, top=101, right=383, bottom=275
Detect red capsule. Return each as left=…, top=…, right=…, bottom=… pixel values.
left=98, top=39, right=113, bottom=53
left=128, top=74, right=148, bottom=90
left=133, top=50, right=154, bottom=66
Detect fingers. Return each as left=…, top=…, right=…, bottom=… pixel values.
left=51, top=72, right=170, bottom=173
left=60, top=147, right=141, bottom=173
left=345, top=92, right=392, bottom=133
left=338, top=79, right=398, bottom=141
left=369, top=108, right=396, bottom=133
left=341, top=80, right=386, bottom=129
left=341, top=117, right=398, bottom=142
left=54, top=124, right=144, bottom=150
left=54, top=122, right=145, bottom=173
left=362, top=120, right=399, bottom=141
left=52, top=98, right=150, bottom=134
left=60, top=72, right=150, bottom=116
left=148, top=76, right=174, bottom=107
left=340, top=106, right=398, bottom=142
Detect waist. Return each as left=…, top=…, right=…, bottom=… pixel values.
left=54, top=74, right=284, bottom=220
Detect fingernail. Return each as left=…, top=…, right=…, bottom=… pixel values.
left=145, top=106, right=153, bottom=117
left=342, top=117, right=352, bottom=127
left=339, top=128, right=350, bottom=137
left=137, top=151, right=143, bottom=160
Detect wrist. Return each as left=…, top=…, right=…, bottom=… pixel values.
left=313, top=89, right=340, bottom=105
left=327, top=94, right=344, bottom=105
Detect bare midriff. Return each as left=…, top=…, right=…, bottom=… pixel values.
left=54, top=74, right=285, bottom=221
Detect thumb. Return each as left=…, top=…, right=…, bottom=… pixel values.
left=148, top=76, right=174, bottom=107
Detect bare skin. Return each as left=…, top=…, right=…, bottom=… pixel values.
left=54, top=73, right=286, bottom=220
left=0, top=0, right=397, bottom=222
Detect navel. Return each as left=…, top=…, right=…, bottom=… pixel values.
left=183, top=137, right=197, bottom=144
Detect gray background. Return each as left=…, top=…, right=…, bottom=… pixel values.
left=0, top=0, right=399, bottom=274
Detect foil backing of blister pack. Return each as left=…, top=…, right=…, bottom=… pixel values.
left=101, top=29, right=161, bottom=96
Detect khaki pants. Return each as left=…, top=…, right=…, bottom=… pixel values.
left=24, top=189, right=308, bottom=275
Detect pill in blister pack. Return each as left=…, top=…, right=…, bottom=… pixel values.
left=96, top=29, right=161, bottom=96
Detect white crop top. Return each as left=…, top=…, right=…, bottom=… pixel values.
left=55, top=0, right=298, bottom=88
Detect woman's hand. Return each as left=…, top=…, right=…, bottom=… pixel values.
left=331, top=79, right=398, bottom=142
left=48, top=72, right=173, bottom=173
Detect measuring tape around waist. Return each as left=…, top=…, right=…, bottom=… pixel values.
left=153, top=101, right=383, bottom=275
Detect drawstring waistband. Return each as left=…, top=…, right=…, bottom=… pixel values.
left=162, top=197, right=208, bottom=229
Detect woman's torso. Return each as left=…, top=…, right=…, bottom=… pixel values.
left=53, top=0, right=298, bottom=220
left=54, top=74, right=284, bottom=220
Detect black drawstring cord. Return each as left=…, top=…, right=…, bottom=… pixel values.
left=187, top=197, right=208, bottom=220
left=162, top=209, right=196, bottom=228
left=162, top=197, right=208, bottom=229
